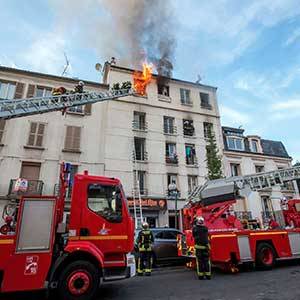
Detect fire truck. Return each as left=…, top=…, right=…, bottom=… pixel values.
left=178, top=166, right=300, bottom=272
left=0, top=88, right=137, bottom=299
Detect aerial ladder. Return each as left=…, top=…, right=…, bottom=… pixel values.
left=0, top=88, right=134, bottom=119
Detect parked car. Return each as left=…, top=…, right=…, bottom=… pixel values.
left=134, top=228, right=186, bottom=266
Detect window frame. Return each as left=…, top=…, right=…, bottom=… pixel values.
left=227, top=136, right=245, bottom=151
left=0, top=81, right=16, bottom=99
left=230, top=163, right=241, bottom=177
left=27, top=122, right=46, bottom=148
left=35, top=86, right=52, bottom=98
left=180, top=88, right=191, bottom=105
left=250, top=139, right=259, bottom=153
left=188, top=175, right=198, bottom=194
left=133, top=111, right=146, bottom=131
left=164, top=116, right=176, bottom=134
left=200, top=92, right=211, bottom=108
left=203, top=122, right=213, bottom=138
left=64, top=125, right=81, bottom=152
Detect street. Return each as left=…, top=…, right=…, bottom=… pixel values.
left=2, top=261, right=300, bottom=300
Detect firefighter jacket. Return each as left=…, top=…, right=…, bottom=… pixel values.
left=192, top=224, right=209, bottom=250
left=137, top=229, right=154, bottom=252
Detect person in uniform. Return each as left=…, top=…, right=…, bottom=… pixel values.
left=137, top=222, right=154, bottom=276
left=74, top=81, right=84, bottom=93
left=192, top=216, right=211, bottom=280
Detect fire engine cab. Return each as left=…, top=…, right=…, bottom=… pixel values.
left=178, top=166, right=300, bottom=272
left=0, top=163, right=135, bottom=300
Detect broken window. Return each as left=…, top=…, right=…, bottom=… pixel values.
left=183, top=119, right=195, bottom=136
left=166, top=143, right=178, bottom=164
left=164, top=116, right=176, bottom=134
left=134, top=137, right=147, bottom=161
left=158, top=84, right=170, bottom=97
left=200, top=92, right=211, bottom=109
left=185, top=144, right=197, bottom=165
left=180, top=88, right=191, bottom=105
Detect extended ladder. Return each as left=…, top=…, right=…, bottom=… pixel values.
left=188, top=165, right=300, bottom=203
left=0, top=89, right=133, bottom=120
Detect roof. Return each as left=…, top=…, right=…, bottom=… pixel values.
left=108, top=64, right=218, bottom=91
left=0, top=66, right=109, bottom=89
left=222, top=126, right=291, bottom=159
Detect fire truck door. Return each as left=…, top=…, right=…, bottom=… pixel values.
left=2, top=197, right=57, bottom=292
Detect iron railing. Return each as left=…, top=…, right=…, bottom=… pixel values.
left=132, top=151, right=148, bottom=161
left=166, top=155, right=179, bottom=165
left=8, top=179, right=44, bottom=197
left=132, top=120, right=148, bottom=131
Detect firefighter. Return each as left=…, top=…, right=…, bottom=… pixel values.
left=137, top=222, right=154, bottom=276
left=192, top=216, right=211, bottom=280
left=74, top=81, right=84, bottom=93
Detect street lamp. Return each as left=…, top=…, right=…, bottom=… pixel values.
left=168, top=181, right=178, bottom=229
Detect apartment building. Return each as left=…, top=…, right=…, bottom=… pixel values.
left=222, top=126, right=295, bottom=224
left=0, top=66, right=109, bottom=216
left=103, top=63, right=222, bottom=227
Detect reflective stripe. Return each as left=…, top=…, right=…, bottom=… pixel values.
left=69, top=235, right=128, bottom=241
left=249, top=231, right=287, bottom=236
left=0, top=239, right=14, bottom=244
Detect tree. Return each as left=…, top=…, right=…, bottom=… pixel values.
left=205, top=127, right=223, bottom=180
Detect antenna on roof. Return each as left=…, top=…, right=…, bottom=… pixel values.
left=195, top=74, right=202, bottom=84
left=61, top=52, right=70, bottom=76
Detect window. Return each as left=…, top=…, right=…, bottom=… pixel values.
left=134, top=170, right=146, bottom=195
left=183, top=119, right=195, bottom=136
left=200, top=92, right=211, bottom=109
left=64, top=126, right=81, bottom=151
left=255, top=165, right=264, bottom=173
left=134, top=137, right=147, bottom=161
left=0, top=81, right=16, bottom=99
left=251, top=139, right=259, bottom=152
left=156, top=231, right=178, bottom=240
left=133, top=111, right=146, bottom=131
left=230, top=163, right=241, bottom=176
left=185, top=144, right=197, bottom=165
left=0, top=120, right=5, bottom=143
left=88, top=184, right=122, bottom=222
left=166, top=143, right=178, bottom=164
left=203, top=122, right=213, bottom=138
left=227, top=136, right=244, bottom=151
left=188, top=175, right=198, bottom=193
left=20, top=162, right=41, bottom=195
left=164, top=116, right=176, bottom=134
left=158, top=84, right=169, bottom=96
left=180, top=88, right=191, bottom=105
left=36, top=86, right=52, bottom=98
left=167, top=173, right=178, bottom=187
left=27, top=122, right=45, bottom=147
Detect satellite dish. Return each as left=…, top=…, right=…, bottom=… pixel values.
left=95, top=63, right=102, bottom=72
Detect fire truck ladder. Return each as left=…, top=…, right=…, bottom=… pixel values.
left=132, top=141, right=144, bottom=229
left=0, top=89, right=134, bottom=120
left=188, top=165, right=300, bottom=203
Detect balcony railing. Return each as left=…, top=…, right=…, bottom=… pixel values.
left=166, top=155, right=178, bottom=165
left=132, top=151, right=148, bottom=161
left=164, top=125, right=177, bottom=135
left=132, top=120, right=148, bottom=131
left=186, top=156, right=198, bottom=166
left=8, top=179, right=44, bottom=198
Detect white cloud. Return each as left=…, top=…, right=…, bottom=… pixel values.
left=272, top=99, right=300, bottom=110
left=0, top=55, right=17, bottom=68
left=219, top=105, right=250, bottom=126
left=22, top=32, right=71, bottom=76
left=283, top=27, right=300, bottom=46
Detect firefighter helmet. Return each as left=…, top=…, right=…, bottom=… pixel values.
left=142, top=222, right=149, bottom=229
left=196, top=216, right=204, bottom=225
left=78, top=81, right=84, bottom=86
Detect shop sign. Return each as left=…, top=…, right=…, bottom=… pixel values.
left=128, top=198, right=167, bottom=210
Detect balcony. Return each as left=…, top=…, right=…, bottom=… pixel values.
left=132, top=151, right=148, bottom=162
left=8, top=179, right=44, bottom=198
left=166, top=155, right=178, bottom=165
left=186, top=156, right=198, bottom=166
left=132, top=120, right=148, bottom=132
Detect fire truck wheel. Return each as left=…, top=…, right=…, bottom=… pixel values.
left=256, top=242, right=276, bottom=270
left=58, top=260, right=99, bottom=300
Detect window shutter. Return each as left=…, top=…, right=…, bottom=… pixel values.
left=27, top=84, right=36, bottom=98
left=64, top=126, right=73, bottom=149
left=84, top=104, right=92, bottom=115
left=27, top=122, right=37, bottom=146
left=36, top=123, right=45, bottom=147
left=73, top=126, right=81, bottom=150
left=0, top=120, right=6, bottom=143
left=14, top=82, right=24, bottom=99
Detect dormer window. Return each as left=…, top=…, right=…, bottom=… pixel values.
left=251, top=139, right=259, bottom=153
left=227, top=136, right=244, bottom=151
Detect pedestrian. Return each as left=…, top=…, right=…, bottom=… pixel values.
left=137, top=222, right=154, bottom=276
left=192, top=216, right=211, bottom=280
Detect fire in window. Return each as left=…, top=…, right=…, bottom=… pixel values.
left=183, top=119, right=195, bottom=136
left=158, top=84, right=169, bottom=97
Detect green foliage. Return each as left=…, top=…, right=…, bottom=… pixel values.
left=205, top=127, right=223, bottom=180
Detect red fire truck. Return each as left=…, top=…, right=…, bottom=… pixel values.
left=0, top=88, right=140, bottom=299
left=178, top=166, right=300, bottom=272
left=0, top=163, right=135, bottom=299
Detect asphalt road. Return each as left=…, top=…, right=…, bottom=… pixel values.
left=1, top=261, right=300, bottom=300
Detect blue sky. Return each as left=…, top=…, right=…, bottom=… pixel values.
left=1, top=0, right=300, bottom=161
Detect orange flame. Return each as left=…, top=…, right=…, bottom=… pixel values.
left=133, top=63, right=153, bottom=95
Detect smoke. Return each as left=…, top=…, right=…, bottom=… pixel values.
left=52, top=0, right=176, bottom=77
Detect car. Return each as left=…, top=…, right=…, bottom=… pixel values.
left=134, top=227, right=186, bottom=266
